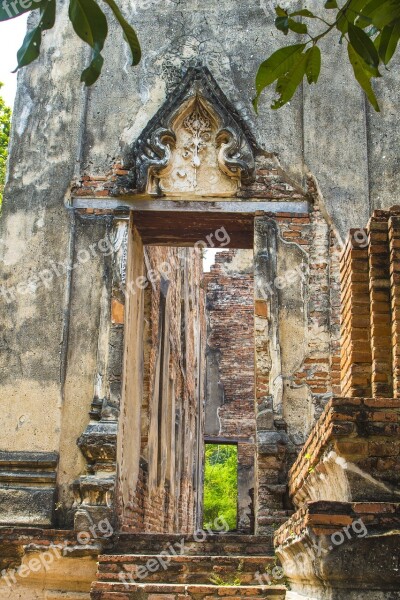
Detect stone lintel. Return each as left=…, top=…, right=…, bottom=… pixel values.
left=71, top=198, right=310, bottom=215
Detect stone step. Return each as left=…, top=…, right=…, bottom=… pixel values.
left=112, top=533, right=275, bottom=556
left=90, top=581, right=287, bottom=600
left=97, top=554, right=277, bottom=585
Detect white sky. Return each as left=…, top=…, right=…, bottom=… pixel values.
left=203, top=249, right=224, bottom=272
left=0, top=15, right=28, bottom=107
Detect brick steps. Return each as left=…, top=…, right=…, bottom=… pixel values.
left=90, top=582, right=287, bottom=599
left=90, top=534, right=286, bottom=599
left=97, top=554, right=276, bottom=585
left=112, top=533, right=275, bottom=556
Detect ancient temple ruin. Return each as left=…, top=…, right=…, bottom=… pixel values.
left=0, top=1, right=400, bottom=599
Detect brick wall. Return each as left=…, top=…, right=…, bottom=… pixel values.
left=120, top=246, right=206, bottom=533
left=340, top=207, right=400, bottom=398
left=203, top=249, right=256, bottom=532
left=389, top=214, right=400, bottom=397
left=340, top=229, right=372, bottom=397
left=204, top=249, right=255, bottom=440
left=288, top=396, right=400, bottom=507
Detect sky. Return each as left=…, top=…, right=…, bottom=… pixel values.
left=203, top=249, right=223, bottom=272
left=0, top=16, right=28, bottom=107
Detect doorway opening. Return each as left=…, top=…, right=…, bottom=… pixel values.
left=203, top=247, right=256, bottom=533
left=119, top=211, right=256, bottom=535
left=203, top=442, right=238, bottom=531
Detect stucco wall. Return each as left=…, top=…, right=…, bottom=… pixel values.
left=0, top=0, right=398, bottom=531
left=1, top=0, right=399, bottom=434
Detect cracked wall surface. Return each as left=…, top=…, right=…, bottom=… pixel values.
left=2, top=0, right=397, bottom=460
left=0, top=0, right=399, bottom=596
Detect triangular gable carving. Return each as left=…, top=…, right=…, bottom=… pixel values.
left=128, top=66, right=257, bottom=197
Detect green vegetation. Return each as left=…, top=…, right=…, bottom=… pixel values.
left=0, top=0, right=140, bottom=86
left=203, top=444, right=238, bottom=531
left=208, top=573, right=241, bottom=586
left=254, top=0, right=400, bottom=112
left=0, top=83, right=11, bottom=206
left=209, top=559, right=243, bottom=586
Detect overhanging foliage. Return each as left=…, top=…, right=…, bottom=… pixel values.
left=0, top=84, right=11, bottom=205
left=254, top=0, right=400, bottom=112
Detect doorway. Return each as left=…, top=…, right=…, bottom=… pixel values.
left=118, top=210, right=257, bottom=534
left=203, top=442, right=238, bottom=531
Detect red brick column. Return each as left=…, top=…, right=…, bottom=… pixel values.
left=340, top=230, right=372, bottom=397
left=367, top=211, right=393, bottom=397
left=389, top=214, right=400, bottom=398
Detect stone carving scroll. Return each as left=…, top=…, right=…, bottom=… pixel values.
left=130, top=67, right=256, bottom=197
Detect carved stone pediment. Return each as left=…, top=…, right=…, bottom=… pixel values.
left=129, top=66, right=256, bottom=197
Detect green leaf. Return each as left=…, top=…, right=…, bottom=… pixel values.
left=348, top=42, right=380, bottom=111
left=81, top=49, right=104, bottom=85
left=325, top=0, right=338, bottom=8
left=379, top=20, right=400, bottom=64
left=346, top=0, right=373, bottom=23
left=69, top=0, right=108, bottom=51
left=337, top=0, right=370, bottom=34
left=348, top=22, right=379, bottom=67
left=288, top=18, right=308, bottom=34
left=272, top=50, right=309, bottom=109
left=374, top=30, right=382, bottom=49
left=275, top=6, right=287, bottom=17
left=69, top=0, right=108, bottom=85
left=361, top=0, right=400, bottom=29
left=276, top=16, right=289, bottom=35
left=253, top=43, right=306, bottom=112
left=290, top=9, right=316, bottom=18
left=14, top=22, right=42, bottom=70
left=0, top=1, right=34, bottom=21
left=102, top=0, right=141, bottom=66
left=40, top=0, right=56, bottom=28
left=13, top=0, right=56, bottom=71
left=306, top=46, right=321, bottom=84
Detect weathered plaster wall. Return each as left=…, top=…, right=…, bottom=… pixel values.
left=18, top=0, right=397, bottom=237
left=4, top=1, right=397, bottom=229
left=255, top=208, right=341, bottom=444
left=1, top=0, right=398, bottom=460
left=0, top=3, right=87, bottom=455
left=57, top=215, right=113, bottom=527
left=253, top=209, right=342, bottom=533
